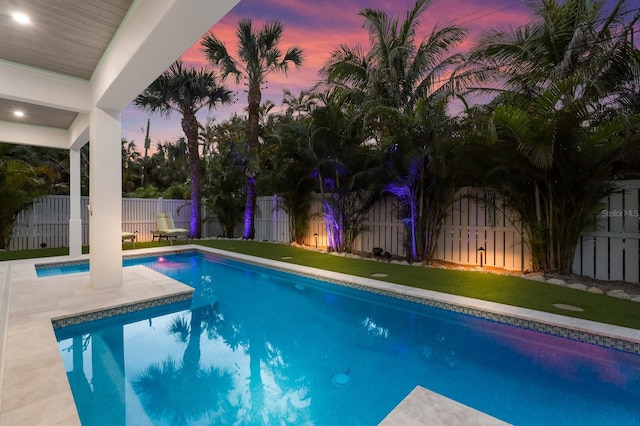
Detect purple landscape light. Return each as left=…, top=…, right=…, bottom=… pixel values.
left=243, top=176, right=256, bottom=239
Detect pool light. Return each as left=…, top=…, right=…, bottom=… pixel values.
left=332, top=371, right=351, bottom=387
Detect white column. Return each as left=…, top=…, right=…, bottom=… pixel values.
left=69, top=148, right=83, bottom=257
left=89, top=106, right=122, bottom=288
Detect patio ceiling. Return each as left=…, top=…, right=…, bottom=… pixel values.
left=0, top=0, right=132, bottom=130
left=0, top=0, right=239, bottom=148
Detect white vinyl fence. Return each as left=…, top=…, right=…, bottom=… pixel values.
left=9, top=196, right=191, bottom=250
left=572, top=180, right=640, bottom=284
left=243, top=195, right=407, bottom=255
left=437, top=188, right=531, bottom=271
left=8, top=181, right=640, bottom=283
left=9, top=195, right=90, bottom=250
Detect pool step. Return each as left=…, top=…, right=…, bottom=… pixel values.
left=379, top=386, right=511, bottom=426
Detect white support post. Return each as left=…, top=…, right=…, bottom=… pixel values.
left=89, top=106, right=122, bottom=288
left=69, top=148, right=83, bottom=257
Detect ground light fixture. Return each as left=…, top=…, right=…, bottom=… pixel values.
left=314, top=233, right=318, bottom=248
left=478, top=246, right=485, bottom=267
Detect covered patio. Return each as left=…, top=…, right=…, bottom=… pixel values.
left=0, top=0, right=238, bottom=288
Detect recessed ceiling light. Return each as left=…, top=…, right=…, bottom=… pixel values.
left=14, top=111, right=25, bottom=118
left=11, top=12, right=31, bottom=25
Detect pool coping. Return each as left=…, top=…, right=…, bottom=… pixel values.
left=380, top=386, right=510, bottom=426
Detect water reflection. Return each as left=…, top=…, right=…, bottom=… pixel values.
left=132, top=303, right=234, bottom=424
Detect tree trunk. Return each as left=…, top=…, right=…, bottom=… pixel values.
left=243, top=82, right=262, bottom=239
left=182, top=113, right=202, bottom=238
left=243, top=175, right=256, bottom=239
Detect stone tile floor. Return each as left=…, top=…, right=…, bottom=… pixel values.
left=380, top=386, right=510, bottom=425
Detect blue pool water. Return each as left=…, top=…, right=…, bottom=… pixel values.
left=54, top=252, right=640, bottom=425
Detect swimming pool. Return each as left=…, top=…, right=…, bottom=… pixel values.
left=54, top=252, right=640, bottom=425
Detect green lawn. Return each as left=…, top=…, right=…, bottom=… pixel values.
left=2, top=239, right=639, bottom=330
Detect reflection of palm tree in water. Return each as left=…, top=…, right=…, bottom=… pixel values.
left=218, top=275, right=320, bottom=424
left=133, top=304, right=233, bottom=424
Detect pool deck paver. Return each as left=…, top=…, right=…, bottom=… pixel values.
left=0, top=248, right=193, bottom=426
left=0, top=245, right=639, bottom=425
left=380, top=386, right=510, bottom=426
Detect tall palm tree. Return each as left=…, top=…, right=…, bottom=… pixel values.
left=320, top=0, right=466, bottom=261
left=383, top=98, right=463, bottom=262
left=134, top=60, right=232, bottom=238
left=466, top=0, right=640, bottom=273
left=202, top=19, right=304, bottom=239
left=321, top=0, right=465, bottom=114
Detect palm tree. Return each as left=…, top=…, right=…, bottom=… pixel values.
left=383, top=98, right=464, bottom=262
left=309, top=98, right=383, bottom=252
left=122, top=138, right=142, bottom=192
left=202, top=19, right=304, bottom=239
left=321, top=0, right=465, bottom=113
left=200, top=115, right=247, bottom=238
left=282, top=89, right=320, bottom=117
left=4, top=144, right=90, bottom=196
left=469, top=0, right=639, bottom=101
left=140, top=140, right=189, bottom=194
left=465, top=0, right=640, bottom=273
left=134, top=60, right=232, bottom=238
left=265, top=113, right=318, bottom=244
left=320, top=0, right=466, bottom=261
left=487, top=84, right=629, bottom=273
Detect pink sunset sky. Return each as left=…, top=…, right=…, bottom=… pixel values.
left=121, top=0, right=636, bottom=149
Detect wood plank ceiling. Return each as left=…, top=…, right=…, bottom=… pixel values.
left=0, top=0, right=133, bottom=129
